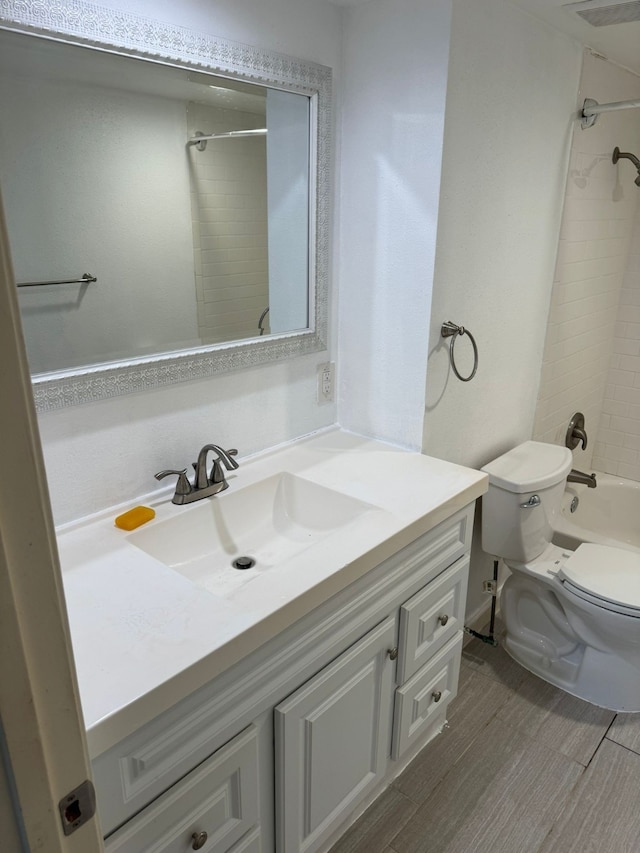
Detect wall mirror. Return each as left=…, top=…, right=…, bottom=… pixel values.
left=0, top=4, right=331, bottom=411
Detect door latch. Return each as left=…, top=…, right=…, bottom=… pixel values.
left=58, top=779, right=96, bottom=836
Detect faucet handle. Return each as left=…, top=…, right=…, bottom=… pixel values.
left=211, top=449, right=239, bottom=485
left=209, top=447, right=239, bottom=469
left=566, top=412, right=588, bottom=451
left=154, top=468, right=193, bottom=498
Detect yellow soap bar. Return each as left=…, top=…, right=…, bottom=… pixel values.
left=115, top=506, right=156, bottom=531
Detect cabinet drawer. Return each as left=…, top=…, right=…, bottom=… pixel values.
left=391, top=632, right=462, bottom=759
left=105, top=725, right=260, bottom=853
left=397, top=555, right=468, bottom=683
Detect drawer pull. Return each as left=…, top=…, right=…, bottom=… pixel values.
left=438, top=614, right=449, bottom=626
left=432, top=690, right=442, bottom=703
left=192, top=831, right=208, bottom=850
left=388, top=647, right=399, bottom=661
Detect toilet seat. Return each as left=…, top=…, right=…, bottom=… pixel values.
left=557, top=543, right=640, bottom=615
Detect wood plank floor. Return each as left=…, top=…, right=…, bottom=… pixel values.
left=329, top=623, right=640, bottom=853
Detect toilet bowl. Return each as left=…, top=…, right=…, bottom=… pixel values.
left=482, top=441, right=640, bottom=712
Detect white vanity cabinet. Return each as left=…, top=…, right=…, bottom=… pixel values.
left=93, top=503, right=474, bottom=853
left=274, top=556, right=468, bottom=853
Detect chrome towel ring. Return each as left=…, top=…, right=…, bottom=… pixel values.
left=441, top=321, right=478, bottom=382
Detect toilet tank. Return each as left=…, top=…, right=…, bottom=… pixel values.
left=481, top=441, right=573, bottom=562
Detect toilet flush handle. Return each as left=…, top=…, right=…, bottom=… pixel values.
left=520, top=495, right=541, bottom=509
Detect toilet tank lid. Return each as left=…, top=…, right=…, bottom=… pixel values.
left=481, top=441, right=573, bottom=493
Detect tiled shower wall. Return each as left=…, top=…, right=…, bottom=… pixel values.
left=533, top=52, right=640, bottom=472
left=595, top=207, right=640, bottom=477
left=187, top=102, right=269, bottom=344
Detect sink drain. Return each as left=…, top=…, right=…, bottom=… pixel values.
left=232, top=556, right=256, bottom=570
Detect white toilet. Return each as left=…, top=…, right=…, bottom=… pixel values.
left=481, top=440, right=640, bottom=712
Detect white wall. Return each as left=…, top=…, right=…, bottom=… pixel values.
left=94, top=0, right=343, bottom=66
left=422, top=0, right=582, bottom=617
left=337, top=0, right=453, bottom=450
left=534, top=53, right=640, bottom=475
left=27, top=0, right=342, bottom=525
left=423, top=0, right=582, bottom=469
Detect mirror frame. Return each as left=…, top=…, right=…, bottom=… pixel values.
left=0, top=1, right=331, bottom=412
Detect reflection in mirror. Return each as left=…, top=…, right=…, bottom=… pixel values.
left=0, top=29, right=311, bottom=375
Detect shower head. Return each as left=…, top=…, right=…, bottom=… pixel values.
left=613, top=146, right=640, bottom=187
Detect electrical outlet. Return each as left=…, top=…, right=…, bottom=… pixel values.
left=317, top=362, right=335, bottom=403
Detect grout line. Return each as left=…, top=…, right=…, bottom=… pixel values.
left=586, top=713, right=619, bottom=768
left=380, top=791, right=420, bottom=852
left=603, top=724, right=640, bottom=760
left=331, top=787, right=418, bottom=853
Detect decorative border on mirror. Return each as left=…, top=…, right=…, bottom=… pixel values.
left=0, top=0, right=331, bottom=412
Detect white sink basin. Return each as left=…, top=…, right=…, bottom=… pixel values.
left=128, top=473, right=376, bottom=597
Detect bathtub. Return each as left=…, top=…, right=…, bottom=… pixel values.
left=553, top=471, right=640, bottom=554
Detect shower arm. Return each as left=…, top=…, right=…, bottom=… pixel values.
left=613, top=147, right=640, bottom=171
left=612, top=147, right=640, bottom=187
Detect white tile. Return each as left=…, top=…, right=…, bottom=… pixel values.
left=609, top=369, right=636, bottom=387
left=609, top=416, right=640, bottom=436
left=616, top=462, right=640, bottom=480
left=602, top=399, right=630, bottom=418
left=623, top=433, right=640, bottom=451
left=592, top=455, right=609, bottom=472
left=597, top=428, right=626, bottom=447
left=614, top=386, right=640, bottom=405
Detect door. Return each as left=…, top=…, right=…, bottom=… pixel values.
left=274, top=616, right=397, bottom=853
left=0, top=190, right=104, bottom=851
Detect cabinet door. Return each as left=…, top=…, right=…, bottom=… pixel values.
left=105, top=725, right=260, bottom=853
left=275, top=617, right=397, bottom=853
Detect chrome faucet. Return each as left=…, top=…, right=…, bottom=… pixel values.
left=155, top=444, right=239, bottom=505
left=567, top=469, right=597, bottom=489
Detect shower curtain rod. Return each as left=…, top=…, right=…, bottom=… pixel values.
left=187, top=128, right=267, bottom=149
left=581, top=97, right=640, bottom=129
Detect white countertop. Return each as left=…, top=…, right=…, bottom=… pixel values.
left=57, top=428, right=487, bottom=758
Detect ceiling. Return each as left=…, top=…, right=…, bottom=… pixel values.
left=328, top=0, right=640, bottom=76
left=484, top=0, right=640, bottom=75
